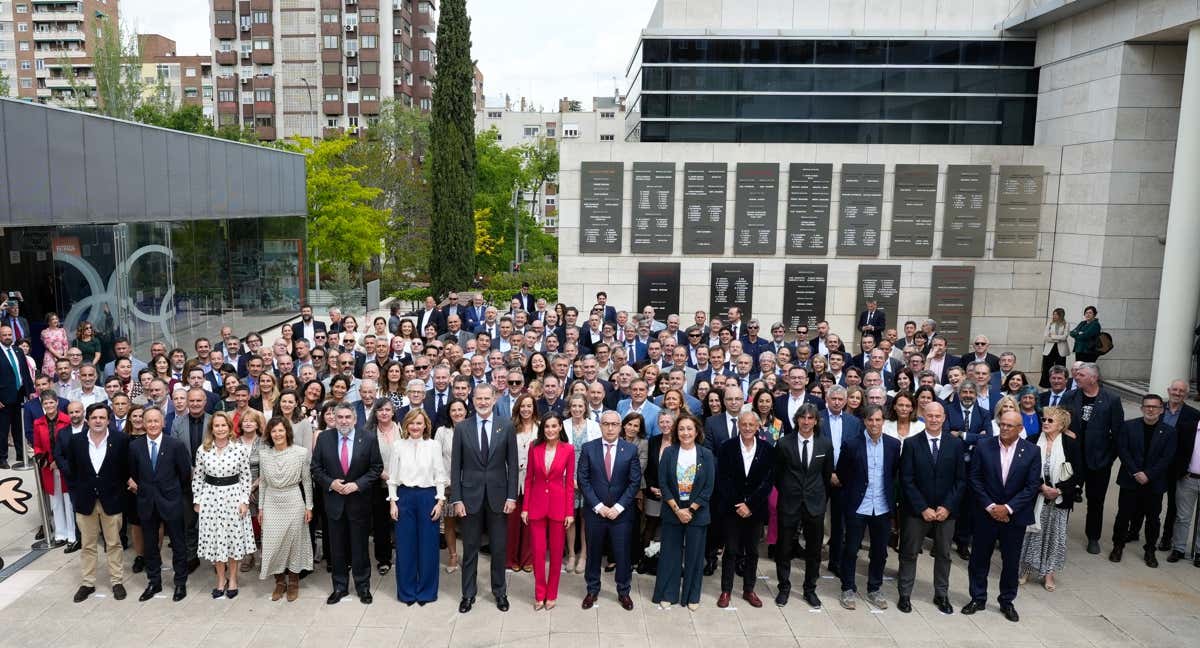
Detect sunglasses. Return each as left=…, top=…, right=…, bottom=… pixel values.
left=1042, top=417, right=1054, bottom=423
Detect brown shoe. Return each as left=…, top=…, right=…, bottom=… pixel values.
left=717, top=591, right=731, bottom=608
left=286, top=572, right=300, bottom=602
left=743, top=591, right=763, bottom=608
left=581, top=592, right=597, bottom=610
left=271, top=574, right=286, bottom=601
left=618, top=594, right=634, bottom=611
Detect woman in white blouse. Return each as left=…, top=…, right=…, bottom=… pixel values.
left=386, top=408, right=448, bottom=606
left=563, top=395, right=600, bottom=573
left=882, top=391, right=925, bottom=446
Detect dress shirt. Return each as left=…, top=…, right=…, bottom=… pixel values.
left=925, top=430, right=943, bottom=457
left=976, top=391, right=991, bottom=412
left=740, top=438, right=756, bottom=476
left=386, top=438, right=449, bottom=500
left=827, top=411, right=844, bottom=463
left=302, top=321, right=315, bottom=344
left=856, top=433, right=889, bottom=516
left=74, top=387, right=106, bottom=408
left=1046, top=390, right=1066, bottom=407
left=787, top=392, right=806, bottom=424
left=1162, top=404, right=1182, bottom=429
left=594, top=439, right=625, bottom=514
left=87, top=430, right=109, bottom=474
left=988, top=440, right=1018, bottom=515
left=146, top=434, right=162, bottom=461
left=928, top=355, right=945, bottom=381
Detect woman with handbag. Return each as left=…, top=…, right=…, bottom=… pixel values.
left=1019, top=405, right=1082, bottom=592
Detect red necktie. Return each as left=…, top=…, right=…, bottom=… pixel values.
left=339, top=434, right=350, bottom=474
left=604, top=443, right=614, bottom=480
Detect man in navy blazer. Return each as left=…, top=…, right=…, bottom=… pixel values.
left=127, top=408, right=193, bottom=602
left=704, top=386, right=746, bottom=455
left=715, top=411, right=775, bottom=608
left=775, top=367, right=825, bottom=436
left=962, top=409, right=1042, bottom=622
left=897, top=401, right=965, bottom=615
left=1110, top=393, right=1177, bottom=567
left=61, top=403, right=128, bottom=603
left=836, top=404, right=900, bottom=610
left=0, top=324, right=34, bottom=469
left=944, top=380, right=993, bottom=559
left=578, top=410, right=642, bottom=611
left=820, top=385, right=863, bottom=577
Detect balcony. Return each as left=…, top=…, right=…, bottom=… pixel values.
left=33, top=29, right=86, bottom=42
left=323, top=126, right=344, bottom=139
left=34, top=48, right=86, bottom=59
left=360, top=100, right=380, bottom=115
left=255, top=125, right=277, bottom=140
left=45, top=76, right=90, bottom=88
left=32, top=10, right=84, bottom=22
left=36, top=88, right=52, bottom=98
left=252, top=75, right=274, bottom=89
left=251, top=49, right=274, bottom=64
left=214, top=23, right=237, bottom=39
left=215, top=50, right=238, bottom=66
left=323, top=100, right=344, bottom=115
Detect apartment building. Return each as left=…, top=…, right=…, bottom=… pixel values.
left=137, top=34, right=214, bottom=116
left=0, top=0, right=116, bottom=103
left=211, top=0, right=437, bottom=143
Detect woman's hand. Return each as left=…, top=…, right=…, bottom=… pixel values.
left=238, top=503, right=249, bottom=518
left=675, top=507, right=692, bottom=524
left=304, top=510, right=312, bottom=524
left=380, top=470, right=389, bottom=482
left=520, top=511, right=529, bottom=525
left=389, top=501, right=399, bottom=521
left=431, top=501, right=444, bottom=522
left=193, top=504, right=201, bottom=513
left=256, top=511, right=263, bottom=526
left=564, top=516, right=574, bottom=529
left=650, top=487, right=661, bottom=498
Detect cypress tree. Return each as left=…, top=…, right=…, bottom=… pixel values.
left=428, top=0, right=477, bottom=297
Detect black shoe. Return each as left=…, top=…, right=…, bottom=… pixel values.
left=0, top=461, right=10, bottom=469
left=359, top=591, right=372, bottom=604
left=131, top=556, right=145, bottom=572
left=1087, top=540, right=1101, bottom=554
left=226, top=589, right=239, bottom=599
left=111, top=584, right=126, bottom=600
left=459, top=596, right=475, bottom=613
left=934, top=596, right=954, bottom=615
left=1157, top=539, right=1172, bottom=552
left=1194, top=557, right=1200, bottom=568
left=496, top=594, right=509, bottom=611
left=10, top=462, right=27, bottom=470
left=35, top=526, right=45, bottom=540
left=73, top=585, right=95, bottom=603
left=172, top=585, right=187, bottom=602
left=377, top=563, right=391, bottom=576
left=703, top=557, right=717, bottom=576
left=1145, top=551, right=1159, bottom=568
left=1001, top=604, right=1020, bottom=622
left=418, top=601, right=428, bottom=606
left=897, top=596, right=912, bottom=613
left=480, top=544, right=490, bottom=555
left=63, top=541, right=81, bottom=554
left=327, top=590, right=348, bottom=605
left=1167, top=550, right=1184, bottom=563
left=187, top=558, right=200, bottom=574
left=961, top=600, right=985, bottom=615
left=604, top=562, right=616, bottom=573
left=956, top=544, right=971, bottom=560
left=774, top=590, right=789, bottom=607
left=211, top=588, right=225, bottom=599
left=138, top=584, right=162, bottom=602
left=802, top=591, right=822, bottom=609
left=1109, top=545, right=1124, bottom=563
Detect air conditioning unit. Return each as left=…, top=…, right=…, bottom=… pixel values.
left=393, top=28, right=404, bottom=36
left=393, top=52, right=402, bottom=61
left=345, top=24, right=356, bottom=32
left=345, top=0, right=357, bottom=4
left=241, top=77, right=251, bottom=84
left=345, top=49, right=357, bottom=58
left=241, top=24, right=250, bottom=32
left=346, top=75, right=357, bottom=85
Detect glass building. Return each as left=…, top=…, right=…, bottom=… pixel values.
left=626, top=38, right=1039, bottom=145
left=0, top=99, right=308, bottom=362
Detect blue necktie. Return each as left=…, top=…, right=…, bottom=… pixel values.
left=150, top=439, right=159, bottom=471
left=5, top=347, right=20, bottom=388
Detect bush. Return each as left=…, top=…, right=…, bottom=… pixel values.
left=480, top=263, right=558, bottom=294
left=392, top=286, right=433, bottom=302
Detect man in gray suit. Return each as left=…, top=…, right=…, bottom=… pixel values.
left=450, top=383, right=518, bottom=614
left=170, top=388, right=210, bottom=572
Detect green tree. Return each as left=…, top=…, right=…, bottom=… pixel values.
left=0, top=67, right=10, bottom=97
left=473, top=127, right=524, bottom=274
left=428, top=0, right=476, bottom=297
left=566, top=99, right=583, bottom=112
left=280, top=137, right=388, bottom=270
left=71, top=17, right=143, bottom=119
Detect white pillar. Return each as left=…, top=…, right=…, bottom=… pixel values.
left=1149, top=24, right=1200, bottom=391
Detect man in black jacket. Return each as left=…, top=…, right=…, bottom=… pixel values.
left=0, top=324, right=34, bottom=469
left=1059, top=362, right=1125, bottom=555
left=716, top=411, right=774, bottom=609
left=127, top=408, right=193, bottom=601
left=61, top=403, right=128, bottom=602
left=1110, top=394, right=1177, bottom=567
left=773, top=403, right=832, bottom=609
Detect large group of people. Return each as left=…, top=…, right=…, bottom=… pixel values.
left=4, top=289, right=1197, bottom=625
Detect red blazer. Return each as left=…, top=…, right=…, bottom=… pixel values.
left=32, top=414, right=70, bottom=494
left=522, top=442, right=575, bottom=521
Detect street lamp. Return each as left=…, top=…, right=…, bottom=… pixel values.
left=298, top=77, right=316, bottom=139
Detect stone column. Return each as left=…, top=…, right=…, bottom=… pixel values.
left=1149, top=24, right=1200, bottom=391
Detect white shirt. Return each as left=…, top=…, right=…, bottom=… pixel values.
left=925, top=430, right=944, bottom=457
left=87, top=430, right=109, bottom=474
left=302, top=321, right=316, bottom=344
left=594, top=440, right=626, bottom=515
left=740, top=438, right=756, bottom=476
left=787, top=392, right=806, bottom=424
left=386, top=438, right=449, bottom=500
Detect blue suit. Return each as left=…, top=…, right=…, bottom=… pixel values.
left=128, top=434, right=193, bottom=587
left=578, top=437, right=642, bottom=597
left=944, top=402, right=993, bottom=547
left=653, top=444, right=716, bottom=606
left=618, top=340, right=648, bottom=365
left=819, top=409, right=862, bottom=574
left=616, top=398, right=661, bottom=437
left=837, top=432, right=900, bottom=594
left=966, top=436, right=1042, bottom=607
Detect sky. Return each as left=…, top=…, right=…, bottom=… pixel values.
left=120, top=0, right=657, bottom=110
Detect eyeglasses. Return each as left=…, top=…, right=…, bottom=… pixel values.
left=974, top=342, right=986, bottom=346
left=415, top=364, right=430, bottom=370
left=1042, top=417, right=1055, bottom=423
left=748, top=325, right=759, bottom=329
left=311, top=354, right=325, bottom=360
left=509, top=379, right=523, bottom=385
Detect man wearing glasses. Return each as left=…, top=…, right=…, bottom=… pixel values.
left=959, top=336, right=1001, bottom=373
left=1109, top=393, right=1177, bottom=568
left=740, top=319, right=770, bottom=363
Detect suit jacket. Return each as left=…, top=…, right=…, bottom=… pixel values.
left=291, top=319, right=327, bottom=343
left=958, top=352, right=1001, bottom=373
left=417, top=308, right=448, bottom=336
left=925, top=354, right=958, bottom=385
left=1170, top=404, right=1200, bottom=479
left=0, top=344, right=33, bottom=405
left=1038, top=389, right=1072, bottom=409
left=2, top=315, right=30, bottom=341
left=899, top=432, right=966, bottom=517
left=522, top=442, right=575, bottom=521
left=837, top=432, right=901, bottom=513
left=773, top=393, right=827, bottom=436
left=818, top=410, right=863, bottom=464
left=535, top=396, right=566, bottom=418
left=424, top=389, right=452, bottom=427
left=715, top=437, right=774, bottom=523
left=616, top=398, right=661, bottom=437
left=968, top=436, right=1043, bottom=527
left=464, top=305, right=488, bottom=332
left=658, top=444, right=716, bottom=526
left=439, top=329, right=474, bottom=348
left=512, top=293, right=535, bottom=312
left=618, top=340, right=648, bottom=365
left=23, top=397, right=69, bottom=443
left=703, top=413, right=739, bottom=457
left=128, top=434, right=192, bottom=522
left=1059, top=388, right=1125, bottom=470
left=310, top=428, right=383, bottom=521
left=577, top=437, right=641, bottom=522
left=774, top=432, right=833, bottom=523
left=449, top=415, right=519, bottom=513
left=599, top=305, right=617, bottom=324
left=62, top=428, right=129, bottom=516
left=857, top=309, right=886, bottom=342
left=171, top=412, right=211, bottom=463
left=944, top=402, right=993, bottom=453
left=1116, top=418, right=1177, bottom=493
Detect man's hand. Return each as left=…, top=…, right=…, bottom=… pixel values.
left=454, top=502, right=466, bottom=517
left=1134, top=471, right=1149, bottom=485
left=921, top=507, right=937, bottom=522
left=735, top=503, right=751, bottom=518
left=503, top=500, right=516, bottom=514
left=330, top=478, right=345, bottom=494
left=935, top=506, right=950, bottom=522
left=341, top=482, right=359, bottom=495
left=126, top=478, right=138, bottom=493
left=193, top=503, right=201, bottom=513
left=830, top=473, right=841, bottom=488
left=988, top=505, right=1010, bottom=523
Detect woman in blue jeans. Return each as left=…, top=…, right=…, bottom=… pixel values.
left=652, top=414, right=715, bottom=610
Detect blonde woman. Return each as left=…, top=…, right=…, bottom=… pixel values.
left=1019, top=406, right=1081, bottom=591
left=237, top=409, right=265, bottom=574
left=254, top=372, right=280, bottom=419
left=989, top=395, right=1024, bottom=438
left=386, top=408, right=448, bottom=605
left=193, top=411, right=256, bottom=598
left=1040, top=308, right=1069, bottom=388
left=257, top=417, right=313, bottom=601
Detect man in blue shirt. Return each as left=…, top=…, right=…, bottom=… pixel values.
left=836, top=404, right=900, bottom=610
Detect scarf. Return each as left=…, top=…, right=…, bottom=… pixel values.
left=1028, top=432, right=1070, bottom=533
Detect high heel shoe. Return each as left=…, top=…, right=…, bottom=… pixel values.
left=545, top=599, right=556, bottom=610
left=534, top=601, right=545, bottom=611
left=445, top=553, right=459, bottom=574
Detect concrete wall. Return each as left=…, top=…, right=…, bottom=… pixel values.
left=557, top=141, right=1063, bottom=373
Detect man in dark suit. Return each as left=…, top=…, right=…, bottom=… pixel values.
left=837, top=404, right=900, bottom=610
left=578, top=410, right=642, bottom=611
left=962, top=409, right=1042, bottom=622
left=857, top=298, right=886, bottom=344
left=775, top=367, right=825, bottom=437
left=0, top=324, right=34, bottom=469
left=171, top=388, right=210, bottom=571
left=512, top=283, right=535, bottom=313
left=534, top=374, right=566, bottom=418
left=1160, top=379, right=1199, bottom=554
left=450, top=383, right=519, bottom=613
left=310, top=402, right=383, bottom=605
left=127, top=408, right=193, bottom=602
left=417, top=295, right=448, bottom=337
left=945, top=380, right=993, bottom=559
left=820, top=385, right=863, bottom=577
left=1110, top=393, right=1177, bottom=567
left=958, top=335, right=1001, bottom=373
left=774, top=403, right=833, bottom=609
left=897, top=401, right=965, bottom=615
left=61, top=403, right=128, bottom=603
left=1038, top=365, right=1072, bottom=408
left=716, top=411, right=775, bottom=609
left=594, top=291, right=618, bottom=324
left=291, top=303, right=327, bottom=343
left=924, top=336, right=958, bottom=386
left=1059, top=362, right=1125, bottom=555
left=704, top=386, right=745, bottom=455
left=1, top=300, right=30, bottom=343
left=441, top=291, right=465, bottom=324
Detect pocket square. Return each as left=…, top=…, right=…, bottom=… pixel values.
left=813, top=454, right=826, bottom=459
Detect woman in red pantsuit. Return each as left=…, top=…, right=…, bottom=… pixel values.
left=521, top=412, right=575, bottom=610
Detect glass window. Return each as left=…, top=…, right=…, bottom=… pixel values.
left=362, top=35, right=378, bottom=49
left=323, top=35, right=339, bottom=49
left=322, top=61, right=341, bottom=75
left=961, top=41, right=1002, bottom=66
left=812, top=68, right=882, bottom=92
left=670, top=39, right=708, bottom=63
left=360, top=61, right=377, bottom=74
left=643, top=39, right=669, bottom=63
left=743, top=40, right=779, bottom=63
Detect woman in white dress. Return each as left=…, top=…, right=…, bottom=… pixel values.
left=193, top=411, right=256, bottom=599
left=257, top=416, right=313, bottom=601
left=563, top=395, right=600, bottom=573
left=435, top=399, right=470, bottom=573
